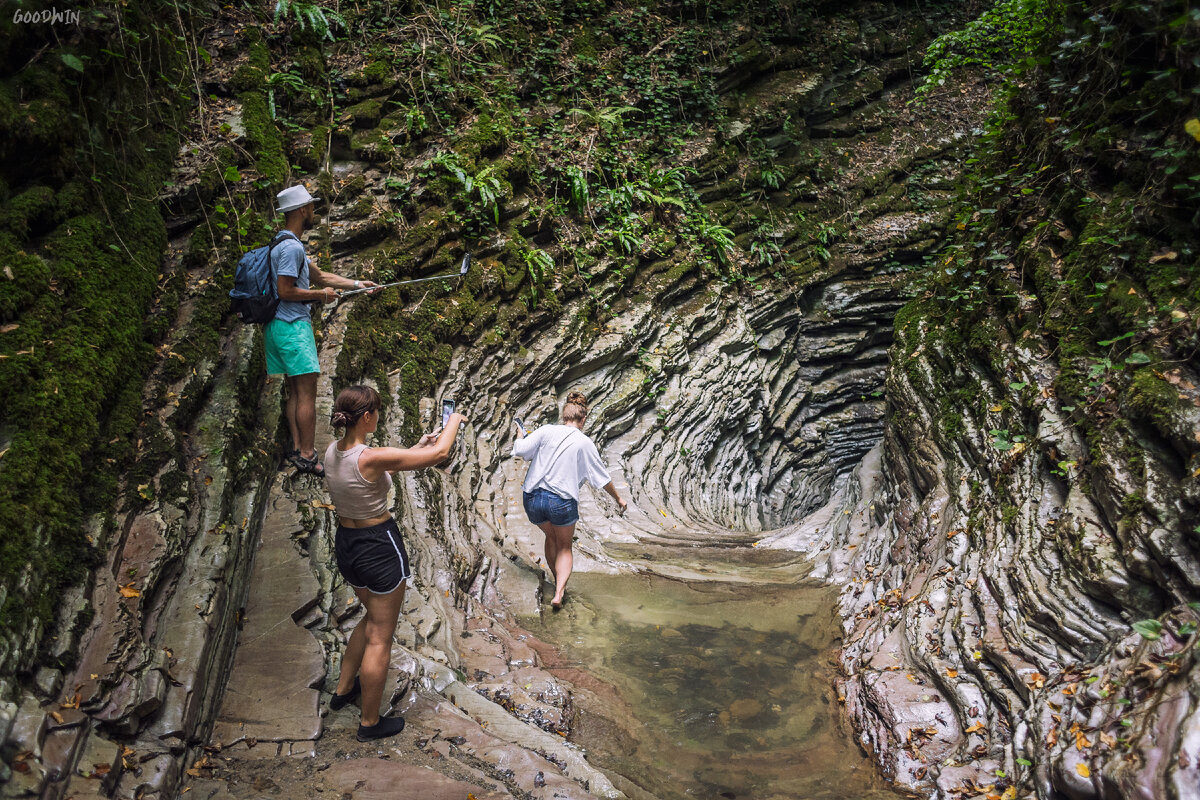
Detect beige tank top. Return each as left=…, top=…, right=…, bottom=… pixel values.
left=323, top=441, right=392, bottom=519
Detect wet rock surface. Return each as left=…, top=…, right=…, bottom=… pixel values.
left=2, top=7, right=985, bottom=796
left=11, top=3, right=1197, bottom=800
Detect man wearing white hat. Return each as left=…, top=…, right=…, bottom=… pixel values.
left=267, top=184, right=378, bottom=476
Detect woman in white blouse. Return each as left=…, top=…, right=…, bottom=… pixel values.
left=513, top=391, right=626, bottom=609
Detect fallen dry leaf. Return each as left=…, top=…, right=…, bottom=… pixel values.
left=965, top=721, right=986, bottom=733
left=1076, top=762, right=1091, bottom=778
left=49, top=711, right=64, bottom=724
left=310, top=501, right=335, bottom=510
left=118, top=584, right=141, bottom=599
left=947, top=669, right=958, bottom=678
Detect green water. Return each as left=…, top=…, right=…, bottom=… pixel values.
left=521, top=560, right=900, bottom=800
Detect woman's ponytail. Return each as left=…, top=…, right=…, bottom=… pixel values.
left=562, top=391, right=588, bottom=423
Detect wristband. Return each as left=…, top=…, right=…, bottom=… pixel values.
left=353, top=280, right=362, bottom=289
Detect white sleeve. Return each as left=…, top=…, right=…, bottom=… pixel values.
left=512, top=427, right=543, bottom=461
left=581, top=439, right=612, bottom=488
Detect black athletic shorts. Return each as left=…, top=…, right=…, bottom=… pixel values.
left=334, top=518, right=411, bottom=595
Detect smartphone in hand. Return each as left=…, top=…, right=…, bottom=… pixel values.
left=441, top=399, right=455, bottom=431
left=514, top=417, right=528, bottom=435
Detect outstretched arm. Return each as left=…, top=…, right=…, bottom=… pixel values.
left=358, top=413, right=467, bottom=479
left=602, top=481, right=628, bottom=515
left=311, top=263, right=379, bottom=292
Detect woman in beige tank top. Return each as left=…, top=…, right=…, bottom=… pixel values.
left=323, top=385, right=467, bottom=741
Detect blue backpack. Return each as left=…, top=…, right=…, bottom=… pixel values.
left=229, top=231, right=299, bottom=324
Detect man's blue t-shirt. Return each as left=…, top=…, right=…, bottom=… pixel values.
left=271, top=235, right=311, bottom=323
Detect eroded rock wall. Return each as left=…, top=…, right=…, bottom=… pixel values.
left=822, top=2, right=1200, bottom=798
left=2, top=1, right=989, bottom=797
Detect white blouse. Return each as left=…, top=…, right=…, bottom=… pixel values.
left=512, top=424, right=611, bottom=501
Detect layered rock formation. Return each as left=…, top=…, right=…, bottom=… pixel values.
left=4, top=1, right=1197, bottom=799
left=801, top=3, right=1200, bottom=798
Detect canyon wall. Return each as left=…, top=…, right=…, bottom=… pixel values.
left=1, top=1, right=1197, bottom=799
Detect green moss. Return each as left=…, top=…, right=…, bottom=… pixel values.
left=235, top=41, right=288, bottom=183
left=0, top=0, right=203, bottom=678
left=240, top=92, right=288, bottom=182
left=343, top=97, right=384, bottom=128
left=1126, top=369, right=1178, bottom=430
left=294, top=45, right=326, bottom=81
left=0, top=186, right=55, bottom=239
left=1122, top=491, right=1147, bottom=517
left=362, top=59, right=390, bottom=82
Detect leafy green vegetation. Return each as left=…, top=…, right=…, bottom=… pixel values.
left=918, top=0, right=1063, bottom=97
left=898, top=0, right=1199, bottom=593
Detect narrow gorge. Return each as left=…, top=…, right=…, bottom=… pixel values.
left=1, top=1, right=1197, bottom=799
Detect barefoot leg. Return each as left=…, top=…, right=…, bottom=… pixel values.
left=538, top=521, right=557, bottom=581
left=549, top=523, right=576, bottom=606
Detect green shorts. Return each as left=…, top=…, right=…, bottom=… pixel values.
left=264, top=318, right=320, bottom=376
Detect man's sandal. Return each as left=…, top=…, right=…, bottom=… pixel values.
left=294, top=454, right=325, bottom=477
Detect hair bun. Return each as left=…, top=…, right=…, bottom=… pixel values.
left=566, top=391, right=587, bottom=407
left=330, top=410, right=352, bottom=428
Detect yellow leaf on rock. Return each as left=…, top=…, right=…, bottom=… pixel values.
left=946, top=668, right=958, bottom=678
left=1185, top=118, right=1200, bottom=142
left=989, top=405, right=1003, bottom=412
left=1002, top=788, right=1018, bottom=800
left=1076, top=762, right=1091, bottom=778
left=965, top=721, right=986, bottom=733
left=118, top=584, right=141, bottom=598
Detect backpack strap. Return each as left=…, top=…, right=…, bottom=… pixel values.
left=266, top=230, right=301, bottom=298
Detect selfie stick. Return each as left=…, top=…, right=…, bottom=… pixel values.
left=340, top=253, right=472, bottom=297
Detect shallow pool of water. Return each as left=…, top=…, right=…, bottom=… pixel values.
left=521, top=559, right=899, bottom=800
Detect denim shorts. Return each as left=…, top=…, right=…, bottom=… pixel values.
left=334, top=518, right=411, bottom=594
left=523, top=488, right=579, bottom=526
left=264, top=318, right=320, bottom=376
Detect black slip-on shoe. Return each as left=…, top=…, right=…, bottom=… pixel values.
left=356, top=715, right=405, bottom=742
left=329, top=676, right=361, bottom=711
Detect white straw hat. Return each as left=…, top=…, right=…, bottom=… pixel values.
left=276, top=185, right=321, bottom=213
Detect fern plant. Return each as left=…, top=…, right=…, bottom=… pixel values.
left=274, top=0, right=347, bottom=41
